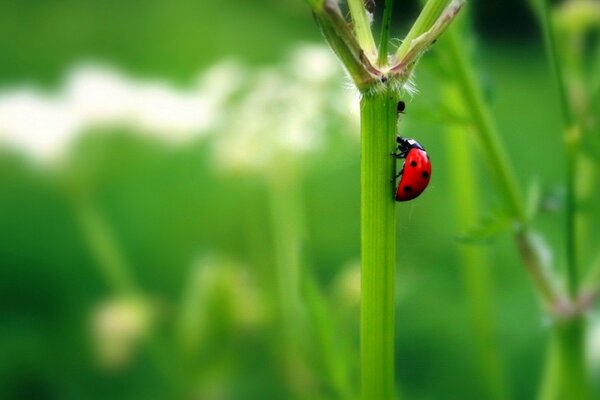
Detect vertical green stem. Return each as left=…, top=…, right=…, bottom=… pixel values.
left=536, top=0, right=579, bottom=298
left=539, top=317, right=590, bottom=400
left=266, top=159, right=308, bottom=397
left=443, top=30, right=526, bottom=223
left=268, top=162, right=303, bottom=335
left=347, top=0, right=377, bottom=59
left=534, top=1, right=590, bottom=397
left=69, top=192, right=137, bottom=294
left=360, top=90, right=397, bottom=400
left=64, top=188, right=186, bottom=392
left=304, top=276, right=355, bottom=400
left=443, top=91, right=510, bottom=400
left=441, top=29, right=563, bottom=307
left=565, top=127, right=580, bottom=297
left=377, top=0, right=395, bottom=66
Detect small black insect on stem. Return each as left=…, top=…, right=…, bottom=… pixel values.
left=364, top=0, right=375, bottom=13
left=397, top=100, right=405, bottom=114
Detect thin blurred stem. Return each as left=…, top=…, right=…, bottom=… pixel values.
left=266, top=160, right=308, bottom=396
left=444, top=87, right=510, bottom=400
left=590, top=37, right=600, bottom=93
left=347, top=0, right=377, bottom=60
left=268, top=161, right=356, bottom=399
left=536, top=0, right=573, bottom=127
left=440, top=29, right=563, bottom=309
left=304, top=277, right=355, bottom=400
left=531, top=1, right=591, bottom=397
left=539, top=317, right=590, bottom=400
left=537, top=0, right=580, bottom=299
left=267, top=161, right=303, bottom=329
left=71, top=193, right=137, bottom=294
left=360, top=90, right=397, bottom=400
left=377, top=0, right=395, bottom=66
left=64, top=188, right=186, bottom=392
left=443, top=30, right=526, bottom=223
left=578, top=240, right=600, bottom=314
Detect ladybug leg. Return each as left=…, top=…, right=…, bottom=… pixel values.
left=391, top=151, right=407, bottom=159
left=390, top=168, right=404, bottom=182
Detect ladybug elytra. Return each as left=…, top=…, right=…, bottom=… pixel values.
left=392, top=136, right=431, bottom=201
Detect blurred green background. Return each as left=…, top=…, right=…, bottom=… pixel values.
left=1, top=1, right=600, bottom=399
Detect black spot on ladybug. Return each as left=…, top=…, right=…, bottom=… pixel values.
left=422, top=171, right=429, bottom=179
left=410, top=160, right=417, bottom=167
left=403, top=186, right=413, bottom=193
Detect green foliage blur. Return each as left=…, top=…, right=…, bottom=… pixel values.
left=1, top=1, right=600, bottom=399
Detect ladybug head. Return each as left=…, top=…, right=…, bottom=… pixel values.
left=396, top=136, right=425, bottom=151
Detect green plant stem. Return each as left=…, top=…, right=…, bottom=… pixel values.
left=347, top=0, right=377, bottom=60
left=267, top=160, right=304, bottom=333
left=266, top=159, right=309, bottom=397
left=395, top=0, right=449, bottom=62
left=564, top=127, right=580, bottom=297
left=360, top=90, right=397, bottom=400
left=536, top=0, right=573, bottom=127
left=534, top=2, right=590, bottom=396
left=443, top=30, right=526, bottom=223
left=539, top=317, right=590, bottom=400
left=536, top=0, right=580, bottom=299
left=309, top=0, right=379, bottom=91
left=304, top=277, right=355, bottom=400
left=444, top=87, right=510, bottom=400
left=63, top=188, right=186, bottom=392
left=71, top=193, right=137, bottom=294
left=377, top=0, right=395, bottom=66
left=440, top=29, right=563, bottom=308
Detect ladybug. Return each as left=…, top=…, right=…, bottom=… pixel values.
left=392, top=136, right=431, bottom=201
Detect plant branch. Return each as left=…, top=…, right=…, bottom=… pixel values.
left=535, top=0, right=580, bottom=299
left=377, top=0, right=395, bottom=66
left=390, top=1, right=464, bottom=81
left=539, top=317, right=591, bottom=400
left=439, top=28, right=565, bottom=308
left=442, top=30, right=526, bottom=223
left=347, top=0, right=378, bottom=61
left=309, top=0, right=380, bottom=91
left=443, top=89, right=510, bottom=400
left=394, top=0, right=450, bottom=62
left=514, top=230, right=562, bottom=308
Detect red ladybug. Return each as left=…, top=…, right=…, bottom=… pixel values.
left=392, top=136, right=431, bottom=201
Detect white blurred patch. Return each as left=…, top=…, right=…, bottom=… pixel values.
left=91, top=297, right=153, bottom=370
left=0, top=60, right=244, bottom=162
left=332, top=259, right=361, bottom=310
left=0, top=89, right=79, bottom=161
left=0, top=44, right=359, bottom=167
left=214, top=45, right=358, bottom=175
left=288, top=44, right=340, bottom=83
left=588, top=315, right=600, bottom=368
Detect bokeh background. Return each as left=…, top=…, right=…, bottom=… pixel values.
left=1, top=1, right=600, bottom=399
